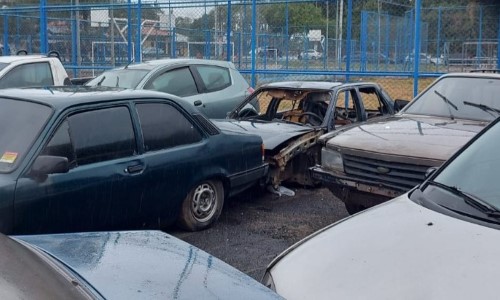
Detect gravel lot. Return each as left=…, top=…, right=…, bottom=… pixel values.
left=170, top=186, right=349, bottom=280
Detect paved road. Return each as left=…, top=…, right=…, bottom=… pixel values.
left=171, top=186, right=349, bottom=280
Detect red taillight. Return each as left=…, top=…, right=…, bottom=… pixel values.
left=247, top=87, right=255, bottom=94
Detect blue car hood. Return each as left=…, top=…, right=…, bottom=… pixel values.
left=213, top=119, right=314, bottom=150
left=16, top=231, right=281, bottom=300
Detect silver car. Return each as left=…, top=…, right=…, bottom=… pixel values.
left=86, top=58, right=253, bottom=118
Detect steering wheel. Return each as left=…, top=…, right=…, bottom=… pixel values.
left=298, top=112, right=323, bottom=125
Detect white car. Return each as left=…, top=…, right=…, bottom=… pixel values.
left=299, top=49, right=321, bottom=60
left=264, top=115, right=500, bottom=299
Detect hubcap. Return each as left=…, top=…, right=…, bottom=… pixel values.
left=191, top=183, right=217, bottom=222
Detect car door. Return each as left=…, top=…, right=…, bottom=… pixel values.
left=14, top=105, right=146, bottom=234
left=132, top=101, right=207, bottom=225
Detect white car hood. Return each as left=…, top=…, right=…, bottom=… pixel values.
left=270, top=195, right=500, bottom=300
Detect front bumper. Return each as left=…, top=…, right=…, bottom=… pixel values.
left=310, top=165, right=405, bottom=200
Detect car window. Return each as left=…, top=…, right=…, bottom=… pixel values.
left=403, top=76, right=500, bottom=121
left=196, top=65, right=231, bottom=92
left=0, top=99, right=52, bottom=173
left=145, top=67, right=198, bottom=97
left=358, top=86, right=387, bottom=115
left=0, top=62, right=53, bottom=88
left=86, top=69, right=150, bottom=89
left=40, top=120, right=76, bottom=167
left=335, top=89, right=358, bottom=122
left=68, top=107, right=136, bottom=166
left=136, top=103, right=202, bottom=151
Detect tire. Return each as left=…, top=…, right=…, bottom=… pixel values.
left=177, top=180, right=224, bottom=231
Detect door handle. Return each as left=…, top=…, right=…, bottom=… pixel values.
left=125, top=164, right=144, bottom=174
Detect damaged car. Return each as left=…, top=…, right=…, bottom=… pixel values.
left=312, top=71, right=500, bottom=214
left=213, top=81, right=401, bottom=192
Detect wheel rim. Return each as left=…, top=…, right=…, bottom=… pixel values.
left=191, top=183, right=218, bottom=222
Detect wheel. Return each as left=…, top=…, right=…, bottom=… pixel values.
left=177, top=180, right=224, bottom=231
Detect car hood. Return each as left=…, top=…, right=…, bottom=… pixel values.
left=326, top=115, right=486, bottom=161
left=16, top=231, right=281, bottom=300
left=269, top=195, right=500, bottom=300
left=212, top=119, right=314, bottom=149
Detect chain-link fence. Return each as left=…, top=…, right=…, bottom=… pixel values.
left=0, top=0, right=498, bottom=97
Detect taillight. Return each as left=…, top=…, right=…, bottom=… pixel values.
left=247, top=86, right=255, bottom=94
left=261, top=143, right=265, bottom=161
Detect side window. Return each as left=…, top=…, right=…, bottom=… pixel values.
left=335, top=89, right=357, bottom=123
left=136, top=103, right=202, bottom=152
left=145, top=67, right=198, bottom=97
left=196, top=65, right=231, bottom=92
left=358, top=87, right=385, bottom=117
left=40, top=120, right=76, bottom=167
left=0, top=62, right=54, bottom=89
left=68, top=107, right=136, bottom=166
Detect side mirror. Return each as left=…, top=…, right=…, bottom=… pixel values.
left=425, top=166, right=438, bottom=179
left=394, top=99, right=410, bottom=111
left=30, top=155, right=69, bottom=178
left=194, top=100, right=203, bottom=107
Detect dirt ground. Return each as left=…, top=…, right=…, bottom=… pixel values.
left=170, top=186, right=349, bottom=280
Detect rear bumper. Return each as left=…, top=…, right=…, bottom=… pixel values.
left=228, top=164, right=269, bottom=197
left=310, top=165, right=405, bottom=200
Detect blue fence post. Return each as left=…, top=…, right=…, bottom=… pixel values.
left=172, top=27, right=176, bottom=58
left=497, top=15, right=500, bottom=70
left=360, top=11, right=367, bottom=72
left=3, top=13, right=8, bottom=56
left=135, top=0, right=142, bottom=63
left=127, top=0, right=132, bottom=62
left=71, top=6, right=77, bottom=76
left=40, top=0, right=47, bottom=54
left=251, top=0, right=256, bottom=87
left=436, top=6, right=441, bottom=67
left=285, top=0, right=289, bottom=69
left=413, top=0, right=421, bottom=97
left=226, top=0, right=231, bottom=61
left=346, top=0, right=352, bottom=81
left=476, top=5, right=482, bottom=60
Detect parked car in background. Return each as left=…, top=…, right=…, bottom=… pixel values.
left=213, top=81, right=401, bottom=191
left=263, top=116, right=500, bottom=300
left=0, top=87, right=267, bottom=234
left=85, top=58, right=254, bottom=118
left=4, top=230, right=281, bottom=299
left=298, top=49, right=322, bottom=60
left=312, top=72, right=500, bottom=214
left=404, top=52, right=431, bottom=64
left=0, top=51, right=74, bottom=88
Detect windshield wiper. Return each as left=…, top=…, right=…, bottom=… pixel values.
left=428, top=181, right=500, bottom=218
left=434, top=90, right=457, bottom=120
left=96, top=76, right=106, bottom=86
left=463, top=101, right=500, bottom=118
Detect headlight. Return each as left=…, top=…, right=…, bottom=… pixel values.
left=261, top=271, right=276, bottom=292
left=321, top=148, right=344, bottom=172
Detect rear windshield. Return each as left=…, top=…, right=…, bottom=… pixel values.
left=0, top=98, right=52, bottom=173
left=85, top=69, right=150, bottom=89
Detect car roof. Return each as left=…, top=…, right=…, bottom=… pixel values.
left=0, top=55, right=52, bottom=63
left=440, top=71, right=500, bottom=78
left=115, top=58, right=234, bottom=71
left=259, top=81, right=377, bottom=90
left=0, top=86, right=196, bottom=112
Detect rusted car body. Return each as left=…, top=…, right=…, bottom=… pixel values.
left=213, top=81, right=399, bottom=189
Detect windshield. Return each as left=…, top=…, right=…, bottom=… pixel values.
left=86, top=69, right=150, bottom=89
left=0, top=62, right=9, bottom=72
left=403, top=76, right=500, bottom=121
left=0, top=98, right=52, bottom=173
left=432, top=119, right=500, bottom=209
